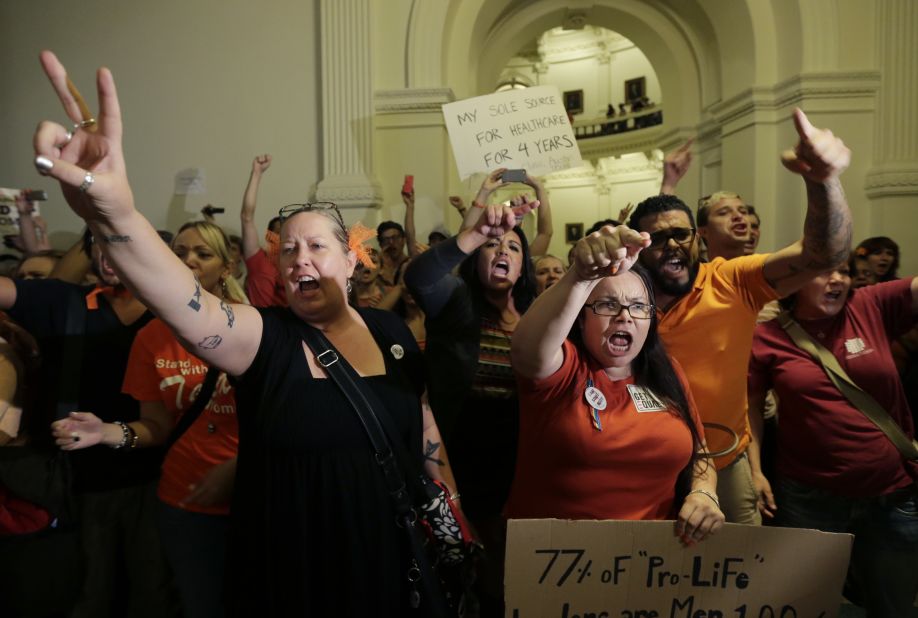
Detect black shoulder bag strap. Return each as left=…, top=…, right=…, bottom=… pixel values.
left=57, top=288, right=89, bottom=420
left=163, top=367, right=220, bottom=453
left=298, top=325, right=450, bottom=618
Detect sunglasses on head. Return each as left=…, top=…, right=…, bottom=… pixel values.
left=277, top=202, right=344, bottom=228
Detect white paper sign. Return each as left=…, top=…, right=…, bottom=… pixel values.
left=442, top=86, right=583, bottom=180
left=175, top=168, right=207, bottom=195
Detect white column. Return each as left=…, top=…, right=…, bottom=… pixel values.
left=316, top=0, right=382, bottom=209
left=864, top=0, right=918, bottom=274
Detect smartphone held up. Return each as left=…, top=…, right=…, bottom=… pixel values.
left=501, top=169, right=527, bottom=183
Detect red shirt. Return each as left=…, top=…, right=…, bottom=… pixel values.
left=122, top=319, right=239, bottom=514
left=245, top=249, right=287, bottom=308
left=749, top=278, right=916, bottom=497
left=0, top=484, right=52, bottom=535
left=507, top=340, right=703, bottom=520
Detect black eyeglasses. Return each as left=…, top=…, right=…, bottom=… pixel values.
left=584, top=299, right=655, bottom=319
left=278, top=202, right=344, bottom=228
left=647, top=227, right=696, bottom=249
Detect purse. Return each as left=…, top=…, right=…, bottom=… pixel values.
left=299, top=324, right=477, bottom=616
left=777, top=311, right=918, bottom=461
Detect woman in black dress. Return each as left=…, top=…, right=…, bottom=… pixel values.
left=30, top=51, right=458, bottom=616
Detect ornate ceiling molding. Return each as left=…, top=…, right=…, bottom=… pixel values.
left=374, top=88, right=455, bottom=114
left=706, top=71, right=881, bottom=129
left=864, top=165, right=918, bottom=199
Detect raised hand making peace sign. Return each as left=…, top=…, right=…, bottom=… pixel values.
left=33, top=50, right=133, bottom=223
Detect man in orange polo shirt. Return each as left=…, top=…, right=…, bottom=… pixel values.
left=627, top=109, right=853, bottom=524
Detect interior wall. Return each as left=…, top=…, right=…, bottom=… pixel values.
left=499, top=28, right=662, bottom=121
left=0, top=0, right=321, bottom=248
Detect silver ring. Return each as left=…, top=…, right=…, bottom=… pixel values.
left=79, top=171, right=95, bottom=193
left=60, top=130, right=74, bottom=146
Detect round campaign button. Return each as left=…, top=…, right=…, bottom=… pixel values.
left=584, top=386, right=607, bottom=410
left=390, top=344, right=405, bottom=360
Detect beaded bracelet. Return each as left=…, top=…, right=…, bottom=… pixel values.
left=111, top=421, right=130, bottom=449
left=687, top=488, right=720, bottom=508
left=449, top=491, right=461, bottom=502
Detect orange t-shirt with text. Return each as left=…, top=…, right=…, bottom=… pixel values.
left=122, top=319, right=239, bottom=515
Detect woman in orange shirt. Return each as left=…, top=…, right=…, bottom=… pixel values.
left=508, top=225, right=723, bottom=542
left=53, top=220, right=246, bottom=618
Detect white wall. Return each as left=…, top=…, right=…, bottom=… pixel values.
left=0, top=0, right=321, bottom=248
left=498, top=28, right=661, bottom=121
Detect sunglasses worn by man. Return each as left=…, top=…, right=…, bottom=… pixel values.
left=647, top=227, right=696, bottom=249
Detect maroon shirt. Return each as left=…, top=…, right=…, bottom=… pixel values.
left=749, top=277, right=916, bottom=497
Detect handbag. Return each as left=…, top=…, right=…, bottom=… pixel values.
left=777, top=311, right=918, bottom=461
left=299, top=324, right=477, bottom=616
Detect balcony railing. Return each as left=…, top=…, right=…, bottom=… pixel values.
left=572, top=107, right=663, bottom=140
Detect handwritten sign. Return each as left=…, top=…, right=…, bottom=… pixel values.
left=442, top=86, right=583, bottom=180
left=506, top=519, right=853, bottom=618
left=0, top=188, right=41, bottom=236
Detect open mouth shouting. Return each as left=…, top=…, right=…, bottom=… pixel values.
left=491, top=258, right=512, bottom=280
left=297, top=274, right=320, bottom=292
left=608, top=330, right=634, bottom=353
left=660, top=251, right=688, bottom=279
left=731, top=222, right=748, bottom=236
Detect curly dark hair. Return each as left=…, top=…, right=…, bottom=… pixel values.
left=628, top=194, right=696, bottom=232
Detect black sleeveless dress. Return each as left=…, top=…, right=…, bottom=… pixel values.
left=228, top=307, right=425, bottom=616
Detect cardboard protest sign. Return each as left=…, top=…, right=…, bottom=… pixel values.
left=0, top=188, right=41, bottom=237
left=442, top=85, right=583, bottom=180
left=506, top=519, right=853, bottom=618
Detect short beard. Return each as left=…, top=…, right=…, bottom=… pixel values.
left=650, top=261, right=699, bottom=298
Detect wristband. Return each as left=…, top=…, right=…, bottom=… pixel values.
left=687, top=488, right=719, bottom=508
left=111, top=421, right=130, bottom=449
left=472, top=201, right=487, bottom=209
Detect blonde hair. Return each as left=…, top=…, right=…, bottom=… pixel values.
left=697, top=191, right=744, bottom=227
left=173, top=221, right=249, bottom=304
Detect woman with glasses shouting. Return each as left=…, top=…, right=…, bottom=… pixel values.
left=30, top=51, right=462, bottom=616
left=507, top=225, right=724, bottom=544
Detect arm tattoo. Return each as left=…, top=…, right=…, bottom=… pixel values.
left=219, top=300, right=235, bottom=328
left=802, top=179, right=852, bottom=269
left=100, top=234, right=132, bottom=243
left=188, top=277, right=202, bottom=312
left=423, top=439, right=445, bottom=467
left=198, top=335, right=222, bottom=350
